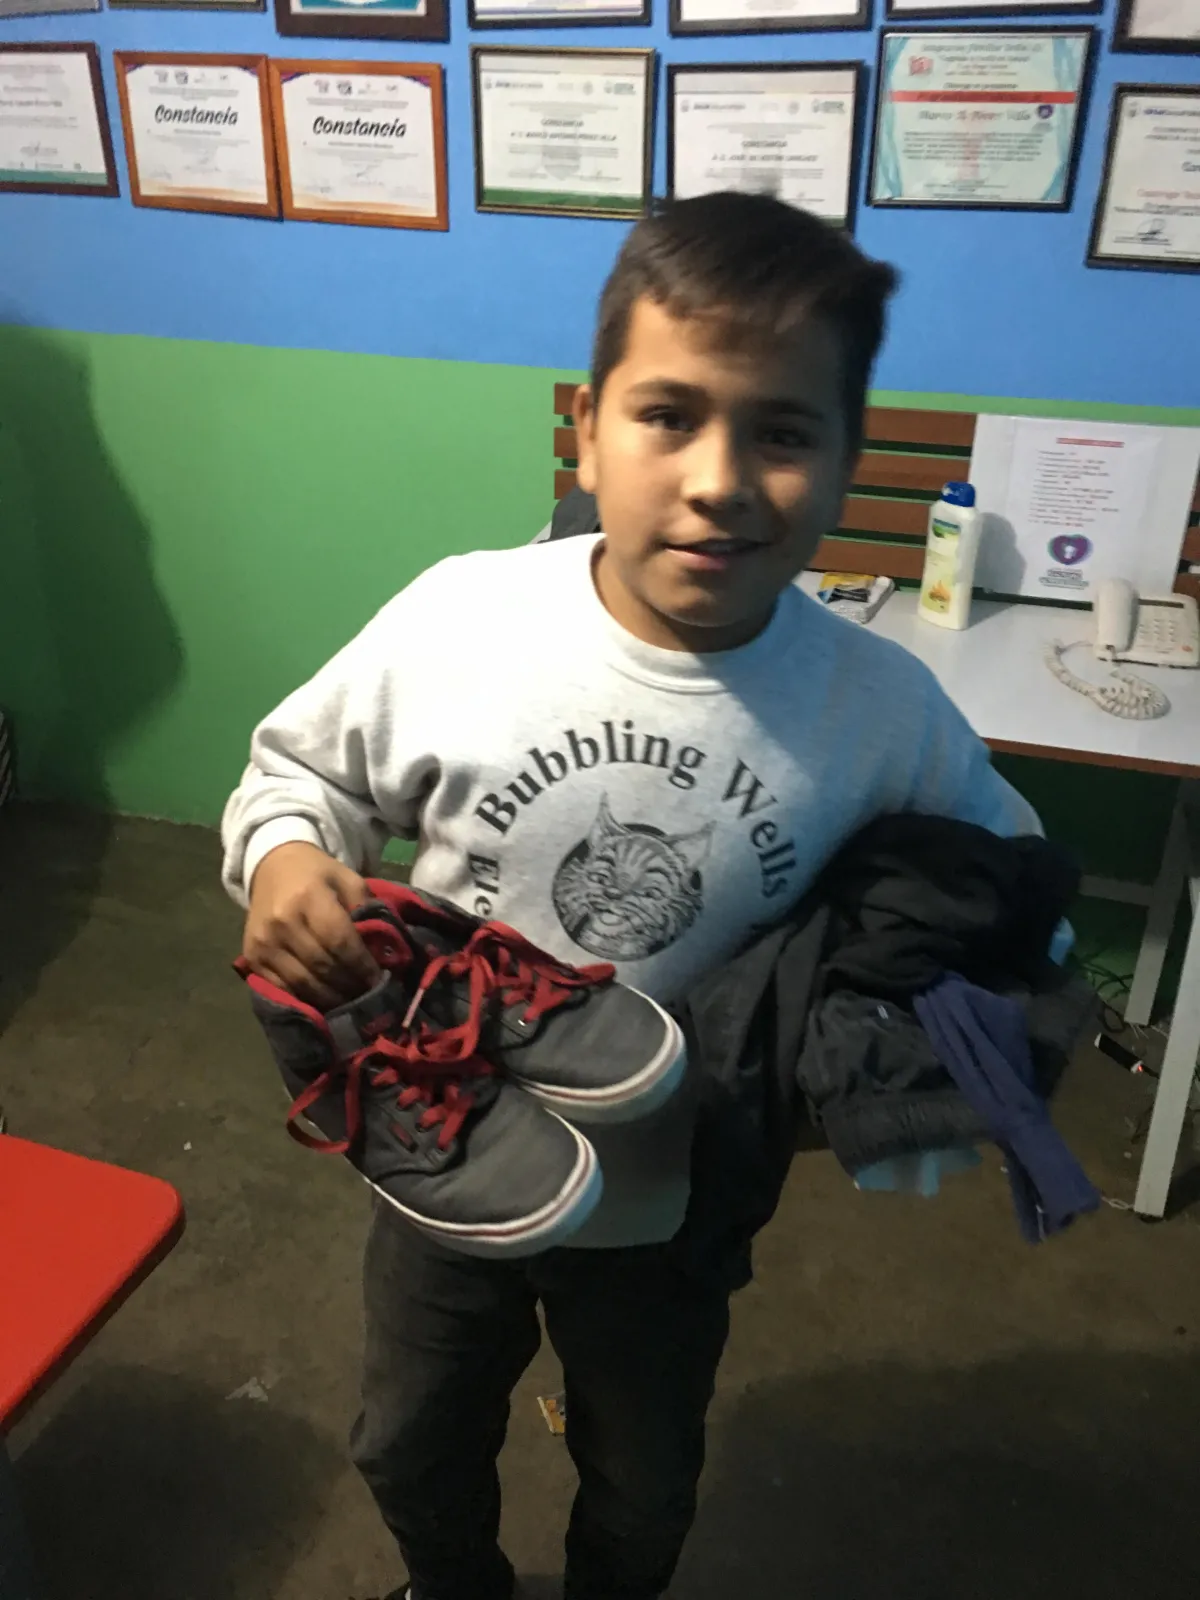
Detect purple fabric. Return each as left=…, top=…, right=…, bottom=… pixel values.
left=914, top=974, right=1099, bottom=1243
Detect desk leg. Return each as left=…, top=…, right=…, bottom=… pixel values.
left=1133, top=782, right=1200, bottom=1220
left=1126, top=782, right=1188, bottom=1028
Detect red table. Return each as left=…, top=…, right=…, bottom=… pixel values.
left=0, top=1134, right=185, bottom=1432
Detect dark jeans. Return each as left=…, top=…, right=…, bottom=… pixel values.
left=350, top=1201, right=732, bottom=1600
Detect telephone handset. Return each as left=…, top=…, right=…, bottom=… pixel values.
left=1092, top=579, right=1200, bottom=668
left=1047, top=580, right=1199, bottom=720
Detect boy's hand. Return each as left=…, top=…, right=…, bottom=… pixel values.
left=244, top=841, right=379, bottom=1008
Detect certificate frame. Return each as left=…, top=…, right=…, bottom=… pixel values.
left=1113, top=0, right=1200, bottom=53
left=468, top=0, right=650, bottom=30
left=0, top=0, right=100, bottom=16
left=0, top=42, right=118, bottom=198
left=885, top=0, right=1099, bottom=20
left=669, top=0, right=868, bottom=39
left=471, top=45, right=655, bottom=221
left=269, top=59, right=448, bottom=231
left=273, top=0, right=447, bottom=42
left=1087, top=83, right=1200, bottom=274
left=666, top=60, right=866, bottom=231
left=114, top=52, right=279, bottom=219
left=110, top=0, right=263, bottom=14
left=868, top=26, right=1096, bottom=212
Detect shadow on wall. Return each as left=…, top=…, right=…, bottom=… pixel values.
left=14, top=1365, right=345, bottom=1600
left=679, top=1349, right=1200, bottom=1600
left=0, top=321, right=183, bottom=1034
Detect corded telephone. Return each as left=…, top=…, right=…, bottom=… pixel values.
left=1046, top=580, right=1199, bottom=720
left=1091, top=580, right=1200, bottom=667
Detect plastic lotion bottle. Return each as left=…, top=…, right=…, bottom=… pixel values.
left=918, top=481, right=982, bottom=631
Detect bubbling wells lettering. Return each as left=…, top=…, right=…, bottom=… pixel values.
left=471, top=717, right=801, bottom=909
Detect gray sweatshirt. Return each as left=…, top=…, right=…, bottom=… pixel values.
left=223, top=534, right=1038, bottom=1246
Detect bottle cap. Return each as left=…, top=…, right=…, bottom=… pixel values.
left=942, top=481, right=976, bottom=508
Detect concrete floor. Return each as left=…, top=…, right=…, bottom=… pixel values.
left=4, top=804, right=1200, bottom=1600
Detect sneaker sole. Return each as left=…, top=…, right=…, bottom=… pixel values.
left=360, top=1117, right=603, bottom=1259
left=510, top=1001, right=687, bottom=1126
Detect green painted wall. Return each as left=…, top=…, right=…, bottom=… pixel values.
left=0, top=327, right=557, bottom=823
left=0, top=325, right=1190, bottom=991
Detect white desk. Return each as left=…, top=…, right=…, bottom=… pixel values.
left=805, top=584, right=1200, bottom=1218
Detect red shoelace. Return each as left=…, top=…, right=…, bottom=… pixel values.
left=245, top=916, right=496, bottom=1158
left=402, top=920, right=616, bottom=1060
left=244, top=895, right=616, bottom=1160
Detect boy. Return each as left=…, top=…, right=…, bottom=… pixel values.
left=223, top=192, right=1037, bottom=1600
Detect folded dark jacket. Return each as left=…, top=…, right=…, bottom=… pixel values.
left=670, top=814, right=1097, bottom=1286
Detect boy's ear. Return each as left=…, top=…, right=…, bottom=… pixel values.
left=573, top=383, right=598, bottom=495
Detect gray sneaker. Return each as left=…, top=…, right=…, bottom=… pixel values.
left=238, top=904, right=601, bottom=1259
left=367, top=881, right=687, bottom=1125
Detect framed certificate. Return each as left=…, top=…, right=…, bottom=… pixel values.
left=670, top=0, right=868, bottom=38
left=1088, top=85, right=1200, bottom=272
left=668, top=62, right=864, bottom=230
left=0, top=43, right=117, bottom=197
left=1114, top=0, right=1200, bottom=52
left=270, top=60, right=447, bottom=230
left=110, top=0, right=263, bottom=13
left=0, top=0, right=99, bottom=16
left=887, top=0, right=1097, bottom=18
left=869, top=27, right=1095, bottom=210
left=472, top=46, right=654, bottom=219
left=115, top=54, right=278, bottom=218
left=273, top=0, right=446, bottom=41
left=469, top=0, right=649, bottom=27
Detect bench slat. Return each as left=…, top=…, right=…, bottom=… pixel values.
left=862, top=408, right=975, bottom=449
left=552, top=384, right=1200, bottom=576
left=555, top=420, right=963, bottom=499
left=854, top=452, right=965, bottom=493
left=840, top=496, right=930, bottom=538
left=554, top=425, right=578, bottom=460
left=811, top=538, right=927, bottom=581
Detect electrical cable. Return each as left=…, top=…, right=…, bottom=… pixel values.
left=1046, top=639, right=1170, bottom=719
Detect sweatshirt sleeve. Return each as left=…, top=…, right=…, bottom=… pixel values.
left=221, top=572, right=444, bottom=907
left=900, top=665, right=1041, bottom=840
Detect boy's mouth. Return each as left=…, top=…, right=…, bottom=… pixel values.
left=666, top=537, right=763, bottom=574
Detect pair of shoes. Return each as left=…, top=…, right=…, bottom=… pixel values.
left=240, top=881, right=686, bottom=1257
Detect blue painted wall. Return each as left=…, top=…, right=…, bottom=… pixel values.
left=1, top=0, right=1197, bottom=400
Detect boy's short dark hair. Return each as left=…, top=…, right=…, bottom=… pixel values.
left=591, top=192, right=899, bottom=456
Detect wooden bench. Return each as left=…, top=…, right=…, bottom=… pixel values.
left=552, top=383, right=1200, bottom=600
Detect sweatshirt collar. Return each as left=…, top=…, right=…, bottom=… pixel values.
left=576, top=534, right=804, bottom=692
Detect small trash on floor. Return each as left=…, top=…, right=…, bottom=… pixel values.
left=226, top=1375, right=272, bottom=1403
left=537, top=1392, right=566, bottom=1435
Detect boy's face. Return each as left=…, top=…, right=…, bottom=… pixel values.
left=575, top=296, right=855, bottom=653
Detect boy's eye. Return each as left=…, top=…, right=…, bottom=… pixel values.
left=641, top=406, right=694, bottom=435
left=760, top=423, right=816, bottom=452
